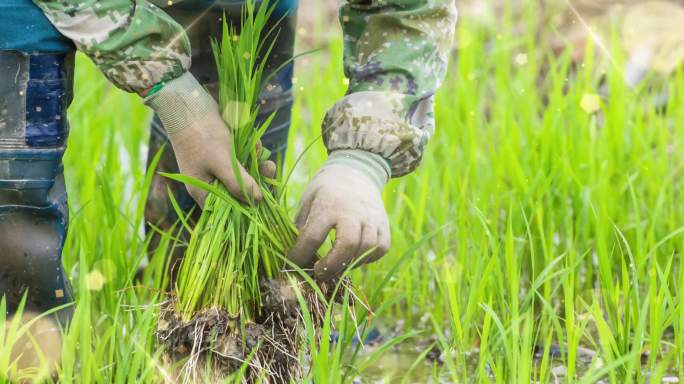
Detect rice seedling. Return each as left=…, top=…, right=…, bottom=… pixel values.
left=164, top=0, right=290, bottom=321
left=155, top=2, right=327, bottom=381
left=168, top=4, right=284, bottom=318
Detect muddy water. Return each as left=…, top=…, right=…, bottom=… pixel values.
left=354, top=338, right=681, bottom=383
left=356, top=345, right=452, bottom=383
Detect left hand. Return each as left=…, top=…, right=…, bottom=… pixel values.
left=287, top=150, right=391, bottom=281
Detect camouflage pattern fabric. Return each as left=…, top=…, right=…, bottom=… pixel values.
left=33, top=0, right=457, bottom=176
left=32, top=0, right=190, bottom=94
left=331, top=0, right=457, bottom=176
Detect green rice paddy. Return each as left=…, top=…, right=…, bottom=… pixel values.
left=3, top=1, right=684, bottom=382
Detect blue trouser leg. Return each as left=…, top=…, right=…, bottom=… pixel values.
left=145, top=4, right=297, bottom=268
left=0, top=51, right=74, bottom=322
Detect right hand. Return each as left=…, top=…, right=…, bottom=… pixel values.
left=145, top=72, right=274, bottom=207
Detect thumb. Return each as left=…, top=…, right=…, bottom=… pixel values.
left=259, top=160, right=277, bottom=179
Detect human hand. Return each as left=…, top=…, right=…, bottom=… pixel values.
left=145, top=72, right=274, bottom=206
left=288, top=150, right=391, bottom=281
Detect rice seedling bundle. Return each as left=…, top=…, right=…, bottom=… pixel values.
left=170, top=1, right=297, bottom=323
left=156, top=2, right=322, bottom=381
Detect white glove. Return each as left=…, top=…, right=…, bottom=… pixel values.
left=144, top=72, right=267, bottom=207
left=288, top=149, right=392, bottom=281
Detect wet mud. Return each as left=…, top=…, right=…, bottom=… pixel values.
left=156, top=279, right=326, bottom=383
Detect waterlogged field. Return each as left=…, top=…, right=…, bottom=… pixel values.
left=3, top=2, right=684, bottom=383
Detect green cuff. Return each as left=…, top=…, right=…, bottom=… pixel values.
left=145, top=81, right=167, bottom=98
left=143, top=72, right=217, bottom=135
left=326, top=149, right=391, bottom=190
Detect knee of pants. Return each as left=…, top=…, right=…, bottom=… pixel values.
left=0, top=51, right=74, bottom=315
left=0, top=206, right=72, bottom=312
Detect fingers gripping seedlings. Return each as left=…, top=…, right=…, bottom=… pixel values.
left=289, top=161, right=391, bottom=281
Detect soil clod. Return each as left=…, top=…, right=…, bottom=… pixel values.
left=156, top=279, right=325, bottom=383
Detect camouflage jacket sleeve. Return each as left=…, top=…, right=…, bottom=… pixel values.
left=324, top=0, right=457, bottom=177
left=31, top=0, right=190, bottom=94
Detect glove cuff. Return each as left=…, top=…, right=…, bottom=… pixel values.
left=326, top=149, right=391, bottom=190
left=143, top=72, right=218, bottom=135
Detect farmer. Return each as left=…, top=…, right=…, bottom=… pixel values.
left=0, top=0, right=457, bottom=319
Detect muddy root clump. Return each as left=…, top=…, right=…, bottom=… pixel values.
left=156, top=279, right=326, bottom=383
